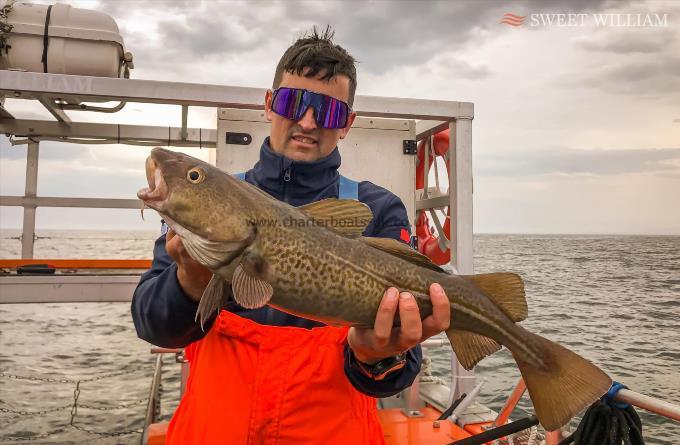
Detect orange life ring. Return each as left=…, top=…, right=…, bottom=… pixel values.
left=415, top=129, right=451, bottom=189
left=415, top=129, right=452, bottom=265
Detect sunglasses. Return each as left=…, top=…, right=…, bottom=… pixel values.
left=270, top=87, right=351, bottom=129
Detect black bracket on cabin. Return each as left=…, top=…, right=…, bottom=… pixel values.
left=403, top=140, right=417, bottom=155
left=226, top=132, right=252, bottom=145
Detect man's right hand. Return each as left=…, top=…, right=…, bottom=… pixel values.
left=166, top=229, right=212, bottom=302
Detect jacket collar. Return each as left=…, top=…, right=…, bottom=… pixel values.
left=250, top=137, right=341, bottom=206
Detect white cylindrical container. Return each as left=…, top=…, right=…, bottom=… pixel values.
left=0, top=1, right=132, bottom=77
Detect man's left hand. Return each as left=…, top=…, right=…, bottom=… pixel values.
left=347, top=283, right=451, bottom=365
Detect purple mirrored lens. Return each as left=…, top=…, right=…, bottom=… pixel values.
left=271, top=88, right=350, bottom=129
left=319, top=94, right=348, bottom=129
left=272, top=87, right=305, bottom=120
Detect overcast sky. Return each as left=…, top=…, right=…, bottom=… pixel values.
left=1, top=0, right=679, bottom=235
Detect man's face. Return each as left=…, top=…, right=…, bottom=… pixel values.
left=265, top=70, right=356, bottom=162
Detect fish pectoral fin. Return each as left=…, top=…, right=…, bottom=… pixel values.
left=231, top=249, right=273, bottom=309
left=196, top=275, right=233, bottom=330
left=298, top=198, right=373, bottom=238
left=361, top=237, right=446, bottom=273
left=445, top=328, right=502, bottom=370
left=462, top=273, right=527, bottom=322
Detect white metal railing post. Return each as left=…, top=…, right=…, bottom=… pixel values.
left=615, top=388, right=680, bottom=421
left=451, top=117, right=473, bottom=275
left=21, top=141, right=39, bottom=259
left=447, top=115, right=475, bottom=404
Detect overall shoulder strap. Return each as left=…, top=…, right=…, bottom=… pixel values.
left=233, top=172, right=246, bottom=181
left=338, top=175, right=359, bottom=200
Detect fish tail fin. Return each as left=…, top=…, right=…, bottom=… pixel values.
left=512, top=329, right=611, bottom=431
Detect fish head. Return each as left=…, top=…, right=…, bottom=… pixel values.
left=137, top=147, right=252, bottom=241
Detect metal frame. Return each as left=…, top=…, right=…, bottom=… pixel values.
left=0, top=70, right=477, bottom=413
left=0, top=275, right=140, bottom=303
left=0, top=71, right=474, bottom=276
left=0, top=71, right=473, bottom=119
left=0, top=118, right=216, bottom=147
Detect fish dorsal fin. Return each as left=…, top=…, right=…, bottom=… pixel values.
left=298, top=198, right=373, bottom=238
left=360, top=237, right=446, bottom=273
left=462, top=273, right=527, bottom=322
left=445, top=328, right=502, bottom=370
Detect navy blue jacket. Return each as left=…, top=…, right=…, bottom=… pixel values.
left=131, top=138, right=422, bottom=397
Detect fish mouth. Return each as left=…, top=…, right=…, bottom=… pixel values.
left=137, top=155, right=169, bottom=211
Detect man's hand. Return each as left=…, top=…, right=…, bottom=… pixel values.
left=166, top=229, right=212, bottom=302
left=347, top=283, right=450, bottom=365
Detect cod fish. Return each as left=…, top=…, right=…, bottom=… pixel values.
left=138, top=147, right=611, bottom=430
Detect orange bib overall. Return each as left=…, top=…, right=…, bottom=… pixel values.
left=166, top=310, right=386, bottom=444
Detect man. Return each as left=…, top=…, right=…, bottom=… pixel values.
left=131, top=28, right=450, bottom=444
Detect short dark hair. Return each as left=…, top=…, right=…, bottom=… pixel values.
left=273, top=26, right=357, bottom=107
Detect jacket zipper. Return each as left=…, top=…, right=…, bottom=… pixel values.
left=282, top=166, right=292, bottom=203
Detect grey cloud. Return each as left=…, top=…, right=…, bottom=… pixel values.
left=476, top=147, right=680, bottom=177
left=93, top=0, right=614, bottom=77
left=576, top=28, right=675, bottom=54
left=95, top=0, right=197, bottom=18
left=0, top=136, right=25, bottom=160
left=146, top=1, right=282, bottom=61
left=4, top=110, right=48, bottom=121
left=575, top=57, right=680, bottom=95
left=0, top=139, right=96, bottom=161
left=437, top=57, right=491, bottom=80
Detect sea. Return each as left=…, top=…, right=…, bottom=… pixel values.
left=0, top=231, right=678, bottom=444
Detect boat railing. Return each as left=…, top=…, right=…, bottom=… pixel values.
left=489, top=377, right=680, bottom=445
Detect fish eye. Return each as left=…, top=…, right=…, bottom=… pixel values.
left=187, top=167, right=205, bottom=184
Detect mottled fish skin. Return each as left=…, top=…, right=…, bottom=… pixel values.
left=143, top=148, right=538, bottom=364
left=258, top=217, right=541, bottom=364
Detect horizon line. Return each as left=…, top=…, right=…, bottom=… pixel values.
left=0, top=228, right=678, bottom=237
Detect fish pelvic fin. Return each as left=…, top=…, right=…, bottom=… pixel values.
left=298, top=198, right=373, bottom=238
left=446, top=328, right=502, bottom=370
left=462, top=273, right=527, bottom=322
left=512, top=329, right=612, bottom=431
left=196, top=275, right=232, bottom=330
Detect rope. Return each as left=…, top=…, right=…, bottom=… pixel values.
left=558, top=381, right=644, bottom=445
left=0, top=368, right=150, bottom=441
left=1, top=235, right=155, bottom=241
left=0, top=369, right=140, bottom=384
left=419, top=355, right=448, bottom=385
